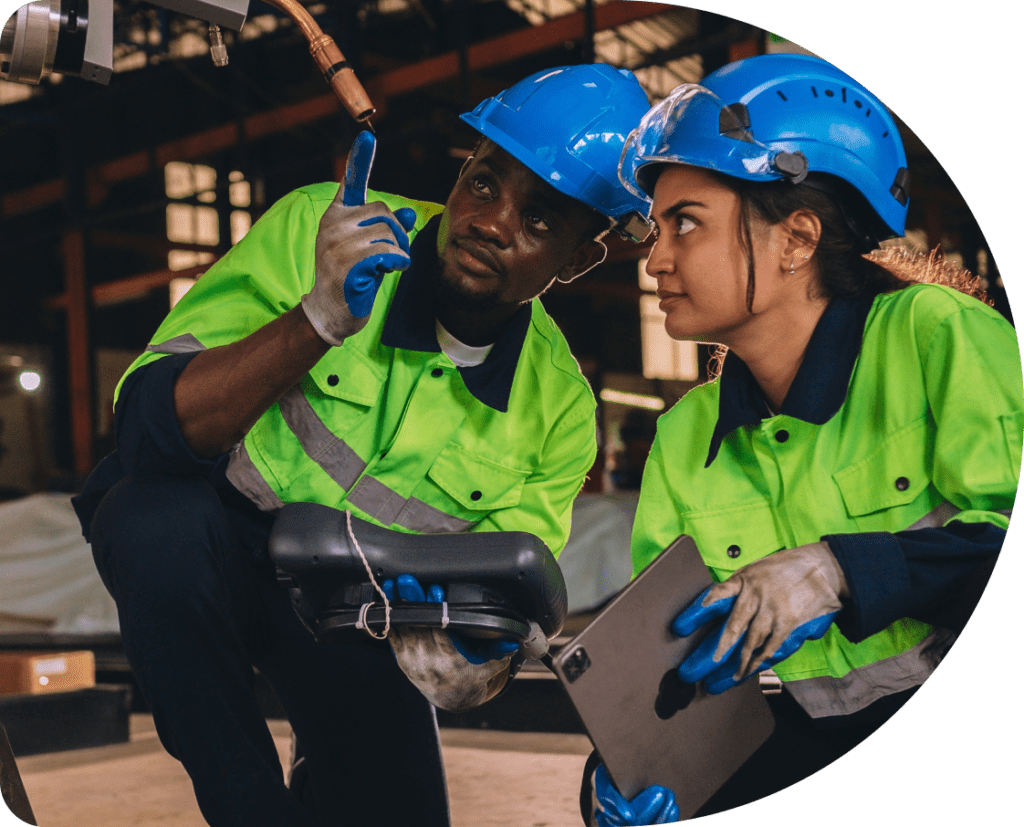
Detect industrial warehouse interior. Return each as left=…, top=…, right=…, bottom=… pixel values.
left=1, top=1, right=1020, bottom=826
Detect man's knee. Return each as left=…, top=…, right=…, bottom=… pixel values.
left=91, top=475, right=233, bottom=594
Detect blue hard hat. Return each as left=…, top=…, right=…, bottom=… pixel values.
left=461, top=64, right=653, bottom=242
left=619, top=53, right=910, bottom=237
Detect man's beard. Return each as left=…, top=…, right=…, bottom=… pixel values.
left=426, top=259, right=505, bottom=313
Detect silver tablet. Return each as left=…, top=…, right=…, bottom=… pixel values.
left=550, top=535, right=775, bottom=818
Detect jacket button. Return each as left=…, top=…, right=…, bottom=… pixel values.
left=431, top=368, right=444, bottom=378
left=895, top=476, right=910, bottom=491
left=327, top=374, right=339, bottom=386
left=470, top=490, right=482, bottom=501
left=727, top=544, right=741, bottom=558
left=775, top=429, right=789, bottom=443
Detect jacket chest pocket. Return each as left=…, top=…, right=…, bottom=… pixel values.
left=681, top=501, right=783, bottom=583
left=832, top=418, right=935, bottom=531
left=422, top=443, right=529, bottom=521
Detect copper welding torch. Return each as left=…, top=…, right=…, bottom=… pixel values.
left=256, top=0, right=376, bottom=128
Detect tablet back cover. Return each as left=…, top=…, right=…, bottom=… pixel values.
left=551, top=535, right=775, bottom=817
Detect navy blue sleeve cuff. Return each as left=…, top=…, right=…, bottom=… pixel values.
left=824, top=521, right=1005, bottom=642
left=823, top=532, right=909, bottom=643
left=113, top=352, right=224, bottom=477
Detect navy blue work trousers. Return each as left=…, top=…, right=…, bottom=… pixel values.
left=89, top=475, right=451, bottom=827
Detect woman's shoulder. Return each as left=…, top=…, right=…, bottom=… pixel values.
left=870, top=281, right=1005, bottom=334
left=655, top=378, right=721, bottom=435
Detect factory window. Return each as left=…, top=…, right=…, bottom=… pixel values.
left=164, top=164, right=252, bottom=306
left=164, top=162, right=219, bottom=278
left=638, top=259, right=699, bottom=381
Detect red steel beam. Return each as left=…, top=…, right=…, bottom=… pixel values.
left=62, top=230, right=94, bottom=477
left=3, top=2, right=668, bottom=218
left=47, top=262, right=216, bottom=310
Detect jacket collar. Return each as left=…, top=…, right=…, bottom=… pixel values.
left=380, top=215, right=531, bottom=413
left=705, top=294, right=875, bottom=467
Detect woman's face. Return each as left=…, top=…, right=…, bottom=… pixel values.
left=646, top=165, right=788, bottom=346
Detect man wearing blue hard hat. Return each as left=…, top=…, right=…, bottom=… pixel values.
left=72, top=65, right=652, bottom=827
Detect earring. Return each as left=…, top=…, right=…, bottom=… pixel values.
left=789, top=260, right=796, bottom=275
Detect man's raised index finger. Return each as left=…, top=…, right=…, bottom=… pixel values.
left=342, top=130, right=376, bottom=207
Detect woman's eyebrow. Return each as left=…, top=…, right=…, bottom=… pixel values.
left=657, top=198, right=707, bottom=221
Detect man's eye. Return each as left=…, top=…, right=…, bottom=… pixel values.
left=471, top=177, right=492, bottom=196
left=676, top=216, right=697, bottom=236
left=527, top=213, right=551, bottom=232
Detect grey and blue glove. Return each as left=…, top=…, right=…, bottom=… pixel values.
left=382, top=573, right=518, bottom=711
left=674, top=541, right=847, bottom=694
left=593, top=765, right=679, bottom=827
left=302, top=131, right=418, bottom=344
left=382, top=573, right=520, bottom=663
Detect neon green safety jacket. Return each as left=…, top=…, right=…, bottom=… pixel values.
left=632, top=283, right=1022, bottom=717
left=115, top=184, right=597, bottom=556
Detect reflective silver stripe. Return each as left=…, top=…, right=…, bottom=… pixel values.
left=277, top=384, right=474, bottom=533
left=146, top=333, right=206, bottom=354
left=348, top=474, right=407, bottom=526
left=784, top=627, right=957, bottom=718
left=348, top=475, right=474, bottom=534
left=906, top=500, right=960, bottom=530
left=226, top=441, right=284, bottom=512
left=905, top=502, right=1012, bottom=530
left=393, top=496, right=474, bottom=534
left=278, top=385, right=367, bottom=489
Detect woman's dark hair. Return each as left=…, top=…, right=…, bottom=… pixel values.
left=722, top=171, right=910, bottom=309
left=701, top=170, right=989, bottom=378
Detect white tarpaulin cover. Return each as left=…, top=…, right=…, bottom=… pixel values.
left=0, top=490, right=637, bottom=635
left=0, top=493, right=119, bottom=634
left=558, top=492, right=639, bottom=613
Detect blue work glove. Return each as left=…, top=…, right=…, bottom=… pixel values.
left=593, top=765, right=679, bottom=826
left=673, top=542, right=847, bottom=694
left=382, top=574, right=520, bottom=664
left=302, top=131, right=418, bottom=344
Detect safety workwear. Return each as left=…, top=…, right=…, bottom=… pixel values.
left=461, top=64, right=653, bottom=241
left=619, top=53, right=910, bottom=237
left=632, top=284, right=1021, bottom=718
left=302, top=132, right=418, bottom=344
left=674, top=542, right=847, bottom=694
left=592, top=765, right=679, bottom=827
left=116, top=185, right=597, bottom=557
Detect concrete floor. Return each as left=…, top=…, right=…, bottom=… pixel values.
left=15, top=715, right=593, bottom=827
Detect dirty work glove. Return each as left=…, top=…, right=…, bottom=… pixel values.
left=593, top=765, right=679, bottom=827
left=301, top=131, right=418, bottom=345
left=382, top=574, right=520, bottom=663
left=383, top=574, right=516, bottom=711
left=674, top=541, right=847, bottom=694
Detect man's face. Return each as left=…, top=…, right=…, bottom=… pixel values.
left=434, top=142, right=606, bottom=315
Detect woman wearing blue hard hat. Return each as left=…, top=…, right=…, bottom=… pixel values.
left=582, top=53, right=1022, bottom=824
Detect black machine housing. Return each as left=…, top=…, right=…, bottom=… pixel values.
left=269, top=502, right=568, bottom=644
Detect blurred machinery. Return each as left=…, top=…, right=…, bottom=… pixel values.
left=1, top=0, right=374, bottom=123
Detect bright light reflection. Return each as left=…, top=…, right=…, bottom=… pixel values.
left=599, top=388, right=665, bottom=411
left=18, top=370, right=42, bottom=392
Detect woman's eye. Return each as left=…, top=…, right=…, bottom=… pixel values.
left=676, top=216, right=697, bottom=236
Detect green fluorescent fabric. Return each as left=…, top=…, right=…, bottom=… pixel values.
left=115, top=184, right=597, bottom=556
left=632, top=284, right=1022, bottom=714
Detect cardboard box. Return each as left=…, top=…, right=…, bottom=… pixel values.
left=0, top=650, right=96, bottom=696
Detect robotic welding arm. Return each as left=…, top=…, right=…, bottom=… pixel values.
left=1, top=0, right=373, bottom=123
